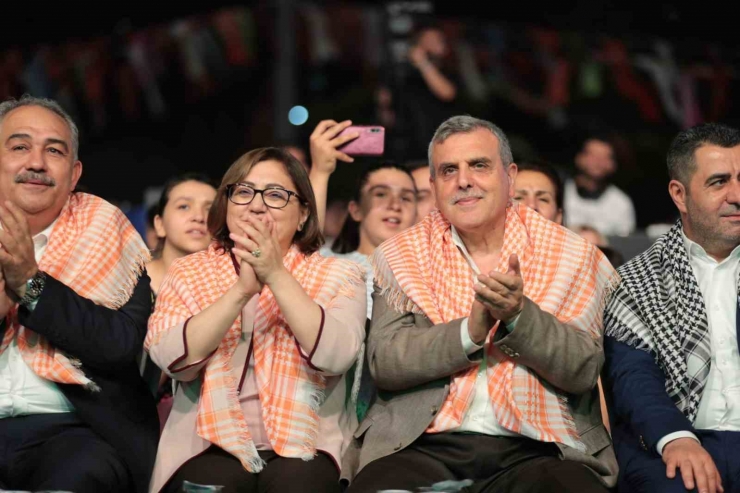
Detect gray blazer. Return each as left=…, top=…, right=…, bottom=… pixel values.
left=341, top=290, right=618, bottom=488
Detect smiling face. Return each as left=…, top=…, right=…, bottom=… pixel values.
left=670, top=144, right=740, bottom=258
left=226, top=159, right=309, bottom=255
left=430, top=128, right=517, bottom=234
left=0, top=105, right=82, bottom=229
left=514, top=169, right=562, bottom=224
left=154, top=180, right=216, bottom=257
left=349, top=168, right=417, bottom=253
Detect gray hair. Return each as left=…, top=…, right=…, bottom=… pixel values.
left=0, top=95, right=79, bottom=161
left=427, top=115, right=513, bottom=177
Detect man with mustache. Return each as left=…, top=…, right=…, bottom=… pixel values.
left=604, top=123, right=740, bottom=493
left=0, top=96, right=157, bottom=493
left=344, top=116, right=619, bottom=493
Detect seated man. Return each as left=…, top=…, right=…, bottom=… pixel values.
left=344, top=115, right=619, bottom=493
left=604, top=123, right=740, bottom=493
left=0, top=96, right=158, bottom=493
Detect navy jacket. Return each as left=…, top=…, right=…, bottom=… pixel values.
left=603, top=337, right=695, bottom=472
left=16, top=274, right=159, bottom=493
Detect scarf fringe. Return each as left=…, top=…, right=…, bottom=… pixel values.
left=110, top=250, right=151, bottom=309
left=557, top=393, right=586, bottom=453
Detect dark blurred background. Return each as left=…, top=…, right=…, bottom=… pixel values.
left=2, top=0, right=738, bottom=230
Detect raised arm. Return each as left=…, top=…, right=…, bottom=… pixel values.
left=308, top=119, right=357, bottom=231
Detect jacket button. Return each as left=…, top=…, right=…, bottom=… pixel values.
left=431, top=406, right=438, bottom=415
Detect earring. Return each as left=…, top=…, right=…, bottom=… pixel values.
left=298, top=222, right=305, bottom=231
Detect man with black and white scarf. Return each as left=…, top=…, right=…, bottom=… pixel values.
left=604, top=123, right=740, bottom=493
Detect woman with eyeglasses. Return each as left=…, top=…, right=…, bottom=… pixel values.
left=146, top=148, right=367, bottom=493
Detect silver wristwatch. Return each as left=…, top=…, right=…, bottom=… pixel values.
left=19, top=270, right=47, bottom=307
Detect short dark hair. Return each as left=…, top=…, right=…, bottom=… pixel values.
left=516, top=159, right=564, bottom=211
left=208, top=147, right=324, bottom=255
left=667, top=123, right=740, bottom=184
left=331, top=161, right=416, bottom=254
left=404, top=159, right=428, bottom=173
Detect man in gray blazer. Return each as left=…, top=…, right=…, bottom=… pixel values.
left=343, top=116, right=619, bottom=493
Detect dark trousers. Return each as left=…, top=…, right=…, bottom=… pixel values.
left=347, top=432, right=609, bottom=493
left=619, top=430, right=740, bottom=493
left=0, top=412, right=131, bottom=493
left=163, top=446, right=340, bottom=493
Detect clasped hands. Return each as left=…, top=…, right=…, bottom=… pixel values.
left=468, top=254, right=524, bottom=345
left=229, top=215, right=286, bottom=298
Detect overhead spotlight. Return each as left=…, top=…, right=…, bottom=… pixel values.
left=288, top=106, right=309, bottom=126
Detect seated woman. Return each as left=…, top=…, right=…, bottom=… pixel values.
left=141, top=174, right=216, bottom=428
left=146, top=148, right=367, bottom=493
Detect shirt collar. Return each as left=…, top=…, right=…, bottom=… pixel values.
left=33, top=218, right=58, bottom=251
left=450, top=225, right=481, bottom=275
left=681, top=228, right=740, bottom=266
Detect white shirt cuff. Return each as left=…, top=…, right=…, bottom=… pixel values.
left=656, top=431, right=700, bottom=456
left=460, top=318, right=484, bottom=355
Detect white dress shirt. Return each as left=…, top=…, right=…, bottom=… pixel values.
left=0, top=219, right=74, bottom=418
left=656, top=232, right=740, bottom=455
left=563, top=180, right=636, bottom=236
left=447, top=226, right=518, bottom=437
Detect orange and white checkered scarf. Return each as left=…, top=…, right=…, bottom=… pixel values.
left=146, top=243, right=365, bottom=472
left=0, top=192, right=150, bottom=390
left=373, top=205, right=617, bottom=451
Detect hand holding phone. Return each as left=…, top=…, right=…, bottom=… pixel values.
left=336, top=125, right=385, bottom=157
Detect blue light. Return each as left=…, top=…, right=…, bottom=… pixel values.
left=288, top=106, right=309, bottom=126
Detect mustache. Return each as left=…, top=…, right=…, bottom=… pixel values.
left=449, top=190, right=484, bottom=205
left=15, top=172, right=55, bottom=186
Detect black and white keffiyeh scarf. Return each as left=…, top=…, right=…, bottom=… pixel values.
left=604, top=220, right=721, bottom=423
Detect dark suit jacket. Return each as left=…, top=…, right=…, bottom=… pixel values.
left=16, top=274, right=159, bottom=493
left=603, top=337, right=696, bottom=480
left=342, top=290, right=618, bottom=488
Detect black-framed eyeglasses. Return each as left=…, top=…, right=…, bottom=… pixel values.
left=226, top=183, right=304, bottom=209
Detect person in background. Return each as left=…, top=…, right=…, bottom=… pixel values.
left=145, top=204, right=160, bottom=251
left=141, top=173, right=216, bottom=429
left=405, top=159, right=436, bottom=221
left=0, top=96, right=157, bottom=493
left=146, top=173, right=216, bottom=294
left=604, top=123, right=740, bottom=493
left=345, top=116, right=618, bottom=493
left=309, top=119, right=417, bottom=422
left=513, top=159, right=564, bottom=224
left=398, top=23, right=460, bottom=159
left=309, top=119, right=418, bottom=314
left=147, top=147, right=366, bottom=493
left=564, top=136, right=636, bottom=236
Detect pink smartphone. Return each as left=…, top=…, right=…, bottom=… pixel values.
left=336, top=125, right=385, bottom=156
